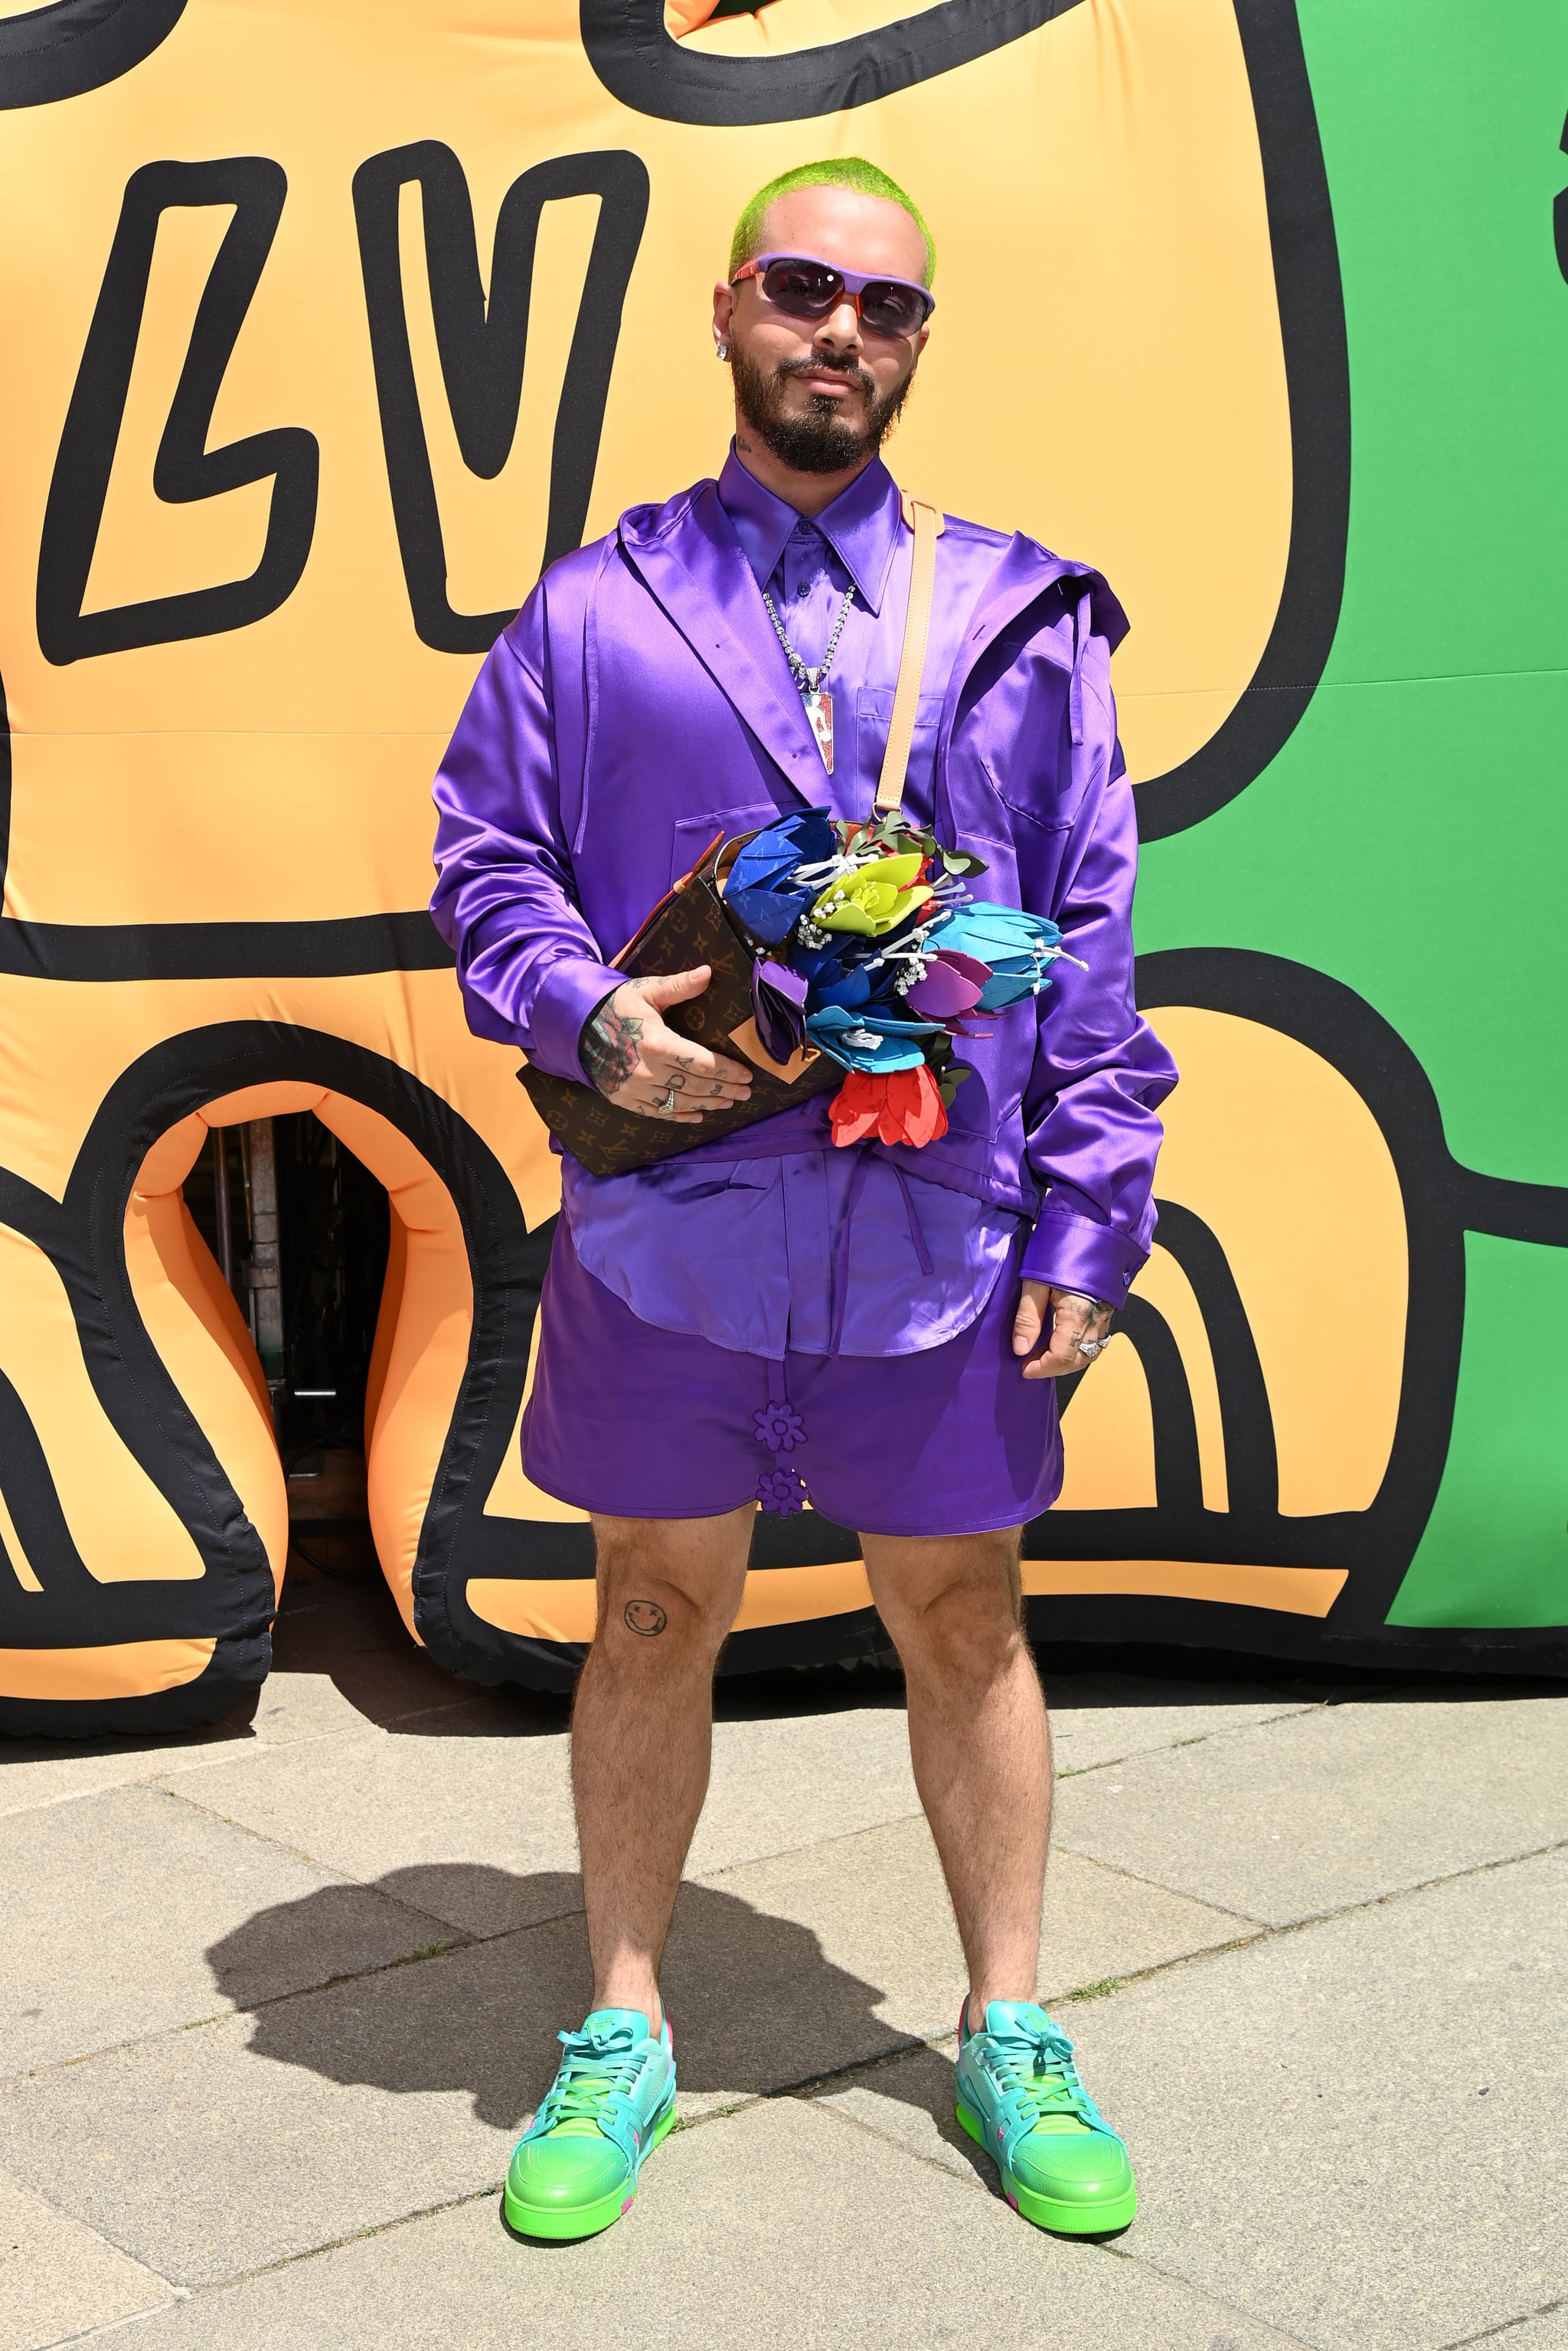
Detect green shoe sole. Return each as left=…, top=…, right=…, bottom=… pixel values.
left=956, top=2099, right=1137, bottom=2236
left=503, top=2102, right=678, bottom=2242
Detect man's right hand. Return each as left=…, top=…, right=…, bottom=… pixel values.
left=580, top=968, right=756, bottom=1124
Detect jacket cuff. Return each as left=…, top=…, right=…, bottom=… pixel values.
left=1021, top=1209, right=1146, bottom=1308
left=526, top=957, right=625, bottom=1082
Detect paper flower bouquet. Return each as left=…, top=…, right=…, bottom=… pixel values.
left=721, top=807, right=1073, bottom=1150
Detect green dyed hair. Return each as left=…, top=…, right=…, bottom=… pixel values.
left=727, top=157, right=936, bottom=286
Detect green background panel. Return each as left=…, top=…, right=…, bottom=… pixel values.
left=1389, top=1234, right=1568, bottom=1625
left=1137, top=674, right=1568, bottom=1186
left=1138, top=0, right=1568, bottom=1187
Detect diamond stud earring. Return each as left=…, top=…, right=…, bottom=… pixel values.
left=715, top=339, right=730, bottom=361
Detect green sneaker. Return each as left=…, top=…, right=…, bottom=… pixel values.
left=504, top=2007, right=677, bottom=2241
left=956, top=1999, right=1136, bottom=2235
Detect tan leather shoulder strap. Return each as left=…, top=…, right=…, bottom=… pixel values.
left=874, top=494, right=945, bottom=814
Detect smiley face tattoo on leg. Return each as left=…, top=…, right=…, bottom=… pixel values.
left=623, top=1599, right=668, bottom=1637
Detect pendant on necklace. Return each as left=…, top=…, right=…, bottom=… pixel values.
left=802, top=687, right=835, bottom=774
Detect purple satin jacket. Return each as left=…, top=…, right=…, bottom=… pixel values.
left=430, top=452, right=1177, bottom=1355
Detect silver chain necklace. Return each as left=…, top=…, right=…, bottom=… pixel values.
left=760, top=580, right=857, bottom=774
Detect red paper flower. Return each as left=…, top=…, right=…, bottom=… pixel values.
left=828, top=1064, right=949, bottom=1149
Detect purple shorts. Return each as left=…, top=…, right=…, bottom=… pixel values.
left=521, top=1219, right=1063, bottom=1539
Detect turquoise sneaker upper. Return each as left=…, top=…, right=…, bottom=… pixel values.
left=957, top=2000, right=1132, bottom=2207
left=509, top=2008, right=675, bottom=2215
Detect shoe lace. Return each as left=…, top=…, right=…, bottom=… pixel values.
left=538, top=2021, right=643, bottom=2135
left=987, top=2022, right=1094, bottom=2133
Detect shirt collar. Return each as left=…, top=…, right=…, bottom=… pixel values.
left=717, top=443, right=904, bottom=613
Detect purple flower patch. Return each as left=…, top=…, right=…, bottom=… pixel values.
left=752, top=1400, right=807, bottom=1455
left=756, top=1467, right=808, bottom=1517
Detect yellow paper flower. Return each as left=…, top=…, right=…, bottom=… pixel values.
left=811, top=853, right=934, bottom=937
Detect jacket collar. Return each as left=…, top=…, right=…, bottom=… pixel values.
left=717, top=445, right=903, bottom=614
left=616, top=482, right=831, bottom=798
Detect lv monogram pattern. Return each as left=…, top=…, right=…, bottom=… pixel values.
left=518, top=858, right=837, bottom=1176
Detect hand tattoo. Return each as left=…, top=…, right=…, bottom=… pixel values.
left=581, top=1003, right=642, bottom=1095
left=623, top=1598, right=668, bottom=1638
left=1060, top=1292, right=1115, bottom=1359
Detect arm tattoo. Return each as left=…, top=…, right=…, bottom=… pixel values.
left=581, top=1004, right=642, bottom=1095
left=623, top=1599, right=668, bottom=1637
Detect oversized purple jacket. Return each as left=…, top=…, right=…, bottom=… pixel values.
left=430, top=457, right=1177, bottom=1321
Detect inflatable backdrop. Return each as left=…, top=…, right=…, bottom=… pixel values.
left=1, top=0, right=1563, bottom=1734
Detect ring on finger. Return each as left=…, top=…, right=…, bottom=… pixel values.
left=658, top=1084, right=678, bottom=1115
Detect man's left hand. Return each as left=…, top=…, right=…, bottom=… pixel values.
left=1012, top=1282, right=1115, bottom=1380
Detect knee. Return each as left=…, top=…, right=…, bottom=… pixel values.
left=876, top=1543, right=1024, bottom=1688
left=592, top=1542, right=742, bottom=1664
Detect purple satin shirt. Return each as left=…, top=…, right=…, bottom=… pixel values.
left=430, top=450, right=1177, bottom=1359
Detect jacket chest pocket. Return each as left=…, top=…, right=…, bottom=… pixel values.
left=669, top=805, right=783, bottom=890
left=946, top=752, right=1076, bottom=917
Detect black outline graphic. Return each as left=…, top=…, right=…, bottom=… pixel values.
left=0, top=1022, right=893, bottom=1732
left=1025, top=949, right=1568, bottom=1668
left=1131, top=0, right=1350, bottom=840
left=0, top=12, right=1558, bottom=1711
left=1556, top=107, right=1568, bottom=287
left=36, top=157, right=318, bottom=665
left=580, top=0, right=1082, bottom=125
left=1113, top=1296, right=1204, bottom=1519
left=0, top=0, right=187, bottom=109
left=3, top=957, right=1564, bottom=1735
left=0, top=911, right=452, bottom=984
left=0, top=1024, right=543, bottom=1733
left=353, top=142, right=649, bottom=654
left=583, top=0, right=1350, bottom=844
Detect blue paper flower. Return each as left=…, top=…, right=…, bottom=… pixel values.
left=805, top=1004, right=945, bottom=1074
left=934, top=904, right=1063, bottom=1010
left=724, top=810, right=839, bottom=945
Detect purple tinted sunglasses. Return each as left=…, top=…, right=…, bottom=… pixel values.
left=731, top=251, right=935, bottom=339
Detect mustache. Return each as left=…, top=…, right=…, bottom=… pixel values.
left=776, top=353, right=875, bottom=396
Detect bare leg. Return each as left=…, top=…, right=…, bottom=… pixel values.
left=860, top=1528, right=1049, bottom=2020
left=571, top=1507, right=753, bottom=2029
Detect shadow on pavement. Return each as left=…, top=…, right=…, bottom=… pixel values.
left=203, top=1861, right=978, bottom=2170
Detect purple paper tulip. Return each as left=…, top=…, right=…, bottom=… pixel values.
left=905, top=952, right=987, bottom=1019
left=752, top=957, right=810, bottom=1064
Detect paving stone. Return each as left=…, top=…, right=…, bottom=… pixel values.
left=0, top=1717, right=258, bottom=1819
left=1044, top=1673, right=1317, bottom=1776
left=2, top=1830, right=1214, bottom=2289
left=684, top=1820, right=1251, bottom=2069
left=0, top=1586, right=506, bottom=1820
left=0, top=2162, right=173, bottom=2350
left=0, top=1786, right=443, bottom=2075
left=145, top=1719, right=583, bottom=1938
left=1053, top=1694, right=1568, bottom=1923
left=1472, top=2313, right=1568, bottom=2350
left=0, top=1937, right=531, bottom=2287
left=0, top=1863, right=941, bottom=2287
left=809, top=2036, right=978, bottom=2182
left=1053, top=1847, right=1568, bottom=2351
left=154, top=1702, right=922, bottom=1937
left=80, top=2097, right=1304, bottom=2351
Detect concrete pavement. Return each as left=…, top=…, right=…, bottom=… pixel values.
left=1, top=1566, right=1563, bottom=2350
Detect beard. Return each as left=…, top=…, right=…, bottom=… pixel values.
left=730, top=341, right=915, bottom=475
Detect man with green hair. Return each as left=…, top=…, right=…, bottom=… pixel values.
left=433, top=159, right=1174, bottom=2244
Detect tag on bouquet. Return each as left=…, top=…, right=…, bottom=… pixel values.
left=802, top=687, right=834, bottom=773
